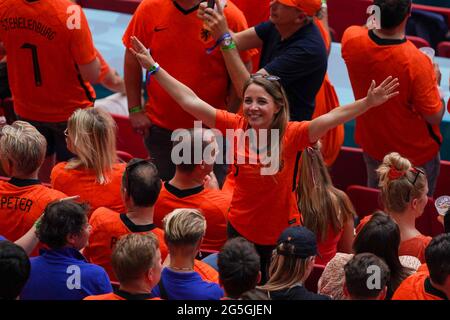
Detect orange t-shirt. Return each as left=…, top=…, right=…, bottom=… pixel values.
left=312, top=18, right=344, bottom=167
left=0, top=0, right=96, bottom=122
left=215, top=110, right=312, bottom=245
left=399, top=234, right=432, bottom=264
left=392, top=272, right=447, bottom=300
left=342, top=26, right=442, bottom=165
left=122, top=0, right=253, bottom=131
left=84, top=292, right=161, bottom=300
left=83, top=207, right=168, bottom=282
left=50, top=162, right=126, bottom=215
left=232, top=0, right=270, bottom=72
left=194, top=259, right=220, bottom=284
left=0, top=179, right=66, bottom=242
left=154, top=182, right=230, bottom=251
left=356, top=214, right=432, bottom=263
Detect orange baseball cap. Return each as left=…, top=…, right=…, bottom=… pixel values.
left=276, top=0, right=322, bottom=16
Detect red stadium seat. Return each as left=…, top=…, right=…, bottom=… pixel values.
left=437, top=41, right=450, bottom=58
left=111, top=113, right=148, bottom=159
left=116, top=150, right=134, bottom=163
left=1, top=97, right=17, bottom=124
left=406, top=35, right=430, bottom=48
left=435, top=160, right=450, bottom=198
left=330, top=147, right=367, bottom=192
left=328, top=0, right=372, bottom=42
left=305, top=264, right=325, bottom=294
left=416, top=197, right=444, bottom=237
left=346, top=185, right=382, bottom=220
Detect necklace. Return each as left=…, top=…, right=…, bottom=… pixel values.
left=169, top=265, right=194, bottom=272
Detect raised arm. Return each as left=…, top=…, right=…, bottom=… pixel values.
left=199, top=0, right=263, bottom=97
left=129, top=36, right=217, bottom=128
left=308, top=77, right=400, bottom=143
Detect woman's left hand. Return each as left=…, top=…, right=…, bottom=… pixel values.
left=366, top=76, right=400, bottom=109
left=200, top=0, right=229, bottom=41
left=129, top=36, right=156, bottom=70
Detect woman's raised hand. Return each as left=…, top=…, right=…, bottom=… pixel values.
left=129, top=36, right=156, bottom=70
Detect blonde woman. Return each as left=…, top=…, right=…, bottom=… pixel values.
left=128, top=35, right=399, bottom=283
left=357, top=152, right=432, bottom=263
left=298, top=146, right=355, bottom=265
left=50, top=108, right=126, bottom=214
left=0, top=121, right=66, bottom=243
left=258, top=226, right=330, bottom=300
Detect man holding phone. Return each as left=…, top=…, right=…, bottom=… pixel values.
left=123, top=0, right=254, bottom=182
left=199, top=0, right=327, bottom=121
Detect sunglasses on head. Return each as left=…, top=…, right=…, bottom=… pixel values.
left=251, top=73, right=281, bottom=82
left=407, top=167, right=425, bottom=186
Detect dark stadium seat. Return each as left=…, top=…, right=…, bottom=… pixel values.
left=437, top=41, right=450, bottom=57
left=305, top=264, right=325, bottom=294
left=346, top=185, right=382, bottom=220
left=435, top=160, right=450, bottom=198
left=330, top=147, right=367, bottom=192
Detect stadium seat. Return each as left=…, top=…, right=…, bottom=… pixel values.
left=1, top=97, right=17, bottom=124
left=416, top=197, right=444, bottom=238
left=435, top=160, right=450, bottom=198
left=328, top=0, right=372, bottom=42
left=330, top=147, right=367, bottom=192
left=305, top=264, right=325, bottom=294
left=346, top=185, right=382, bottom=220
left=116, top=150, right=134, bottom=163
left=406, top=35, right=430, bottom=48
left=437, top=41, right=450, bottom=58
left=111, top=113, right=148, bottom=159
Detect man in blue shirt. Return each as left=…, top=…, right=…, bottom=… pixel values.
left=20, top=200, right=112, bottom=300
left=151, top=209, right=224, bottom=300
left=200, top=0, right=327, bottom=121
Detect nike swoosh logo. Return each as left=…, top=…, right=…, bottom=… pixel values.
left=154, top=26, right=168, bottom=32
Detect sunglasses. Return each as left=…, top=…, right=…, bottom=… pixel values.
left=124, top=158, right=155, bottom=194
left=407, top=167, right=425, bottom=186
left=250, top=73, right=281, bottom=82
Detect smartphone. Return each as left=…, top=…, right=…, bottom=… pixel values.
left=207, top=0, right=215, bottom=9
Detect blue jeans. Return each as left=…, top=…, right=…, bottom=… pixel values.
left=363, top=152, right=440, bottom=197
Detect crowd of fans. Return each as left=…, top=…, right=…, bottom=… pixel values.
left=0, top=0, right=449, bottom=301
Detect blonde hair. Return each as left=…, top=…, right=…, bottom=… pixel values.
left=0, top=121, right=46, bottom=175
left=298, top=147, right=355, bottom=240
left=65, top=108, right=117, bottom=184
left=163, top=209, right=206, bottom=247
left=377, top=152, right=427, bottom=213
left=258, top=250, right=312, bottom=292
left=111, top=233, right=160, bottom=283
